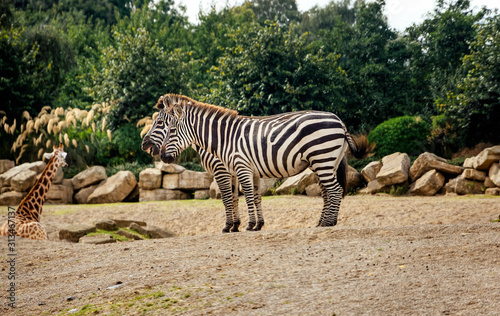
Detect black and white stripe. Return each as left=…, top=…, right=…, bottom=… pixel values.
left=154, top=94, right=366, bottom=231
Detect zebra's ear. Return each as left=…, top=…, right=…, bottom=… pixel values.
left=173, top=104, right=183, bottom=120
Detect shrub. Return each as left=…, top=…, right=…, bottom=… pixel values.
left=368, top=116, right=430, bottom=157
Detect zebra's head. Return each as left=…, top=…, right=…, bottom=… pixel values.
left=141, top=95, right=176, bottom=156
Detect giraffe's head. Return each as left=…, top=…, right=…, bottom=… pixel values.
left=43, top=144, right=68, bottom=168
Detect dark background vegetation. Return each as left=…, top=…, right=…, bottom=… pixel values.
left=0, top=0, right=499, bottom=175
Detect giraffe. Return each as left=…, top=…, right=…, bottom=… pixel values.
left=0, top=144, right=68, bottom=240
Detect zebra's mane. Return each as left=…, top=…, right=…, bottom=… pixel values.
left=156, top=94, right=238, bottom=117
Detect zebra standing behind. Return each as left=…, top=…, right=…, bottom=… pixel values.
left=155, top=94, right=370, bottom=231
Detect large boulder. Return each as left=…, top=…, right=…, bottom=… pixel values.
left=489, top=163, right=500, bottom=187
left=361, top=161, right=382, bottom=183
left=10, top=169, right=37, bottom=192
left=155, top=162, right=185, bottom=174
left=485, top=188, right=500, bottom=196
left=409, top=152, right=463, bottom=182
left=260, top=178, right=281, bottom=196
left=209, top=180, right=222, bottom=199
left=444, top=174, right=484, bottom=195
left=0, top=191, right=26, bottom=206
left=463, top=169, right=487, bottom=182
left=484, top=177, right=496, bottom=188
left=163, top=170, right=212, bottom=190
left=305, top=183, right=322, bottom=196
left=87, top=171, right=137, bottom=204
left=276, top=169, right=318, bottom=195
left=194, top=190, right=210, bottom=199
left=376, top=152, right=411, bottom=186
left=358, top=179, right=385, bottom=195
left=347, top=165, right=364, bottom=189
left=46, top=184, right=73, bottom=204
left=0, top=162, right=45, bottom=187
left=53, top=166, right=64, bottom=184
left=74, top=184, right=99, bottom=204
left=72, top=166, right=107, bottom=190
left=0, top=160, right=15, bottom=174
left=139, top=188, right=190, bottom=201
left=473, top=145, right=500, bottom=170
left=408, top=170, right=445, bottom=196
left=139, top=168, right=162, bottom=189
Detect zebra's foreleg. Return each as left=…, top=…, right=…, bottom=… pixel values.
left=236, top=168, right=258, bottom=231
left=230, top=175, right=241, bottom=232
left=253, top=174, right=264, bottom=231
left=215, top=172, right=235, bottom=233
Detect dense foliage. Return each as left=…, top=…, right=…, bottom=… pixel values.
left=0, top=0, right=499, bottom=169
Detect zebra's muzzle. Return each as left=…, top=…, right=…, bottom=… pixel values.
left=160, top=147, right=175, bottom=163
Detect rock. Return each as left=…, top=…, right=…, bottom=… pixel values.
left=53, top=166, right=64, bottom=184
left=347, top=165, right=364, bottom=189
left=139, top=168, right=162, bottom=189
left=209, top=180, right=222, bottom=199
left=27, top=161, right=46, bottom=173
left=276, top=169, right=318, bottom=195
left=1, top=186, right=14, bottom=194
left=409, top=152, right=463, bottom=182
left=361, top=161, right=382, bottom=183
left=485, top=188, right=500, bottom=196
left=95, top=220, right=118, bottom=231
left=484, top=177, right=496, bottom=188
left=408, top=170, right=445, bottom=196
left=358, top=179, right=385, bottom=195
left=10, top=169, right=37, bottom=192
left=0, top=162, right=44, bottom=187
left=139, top=188, right=190, bottom=201
left=115, top=229, right=144, bottom=240
left=112, top=219, right=147, bottom=228
left=376, top=152, right=411, bottom=186
left=123, top=184, right=140, bottom=202
left=154, top=161, right=185, bottom=174
left=46, top=184, right=73, bottom=204
left=194, top=190, right=210, bottom=199
left=489, top=163, right=500, bottom=187
left=58, top=224, right=96, bottom=242
left=0, top=191, right=26, bottom=206
left=473, top=145, right=500, bottom=170
left=260, top=178, right=280, bottom=196
left=129, top=222, right=175, bottom=239
left=72, top=166, right=107, bottom=190
left=463, top=169, right=487, bottom=182
left=74, top=184, right=99, bottom=204
left=79, top=234, right=116, bottom=244
left=87, top=171, right=137, bottom=204
left=463, top=157, right=475, bottom=168
left=444, top=174, right=484, bottom=195
left=163, top=170, right=212, bottom=190
left=305, top=183, right=322, bottom=196
left=0, top=160, right=15, bottom=174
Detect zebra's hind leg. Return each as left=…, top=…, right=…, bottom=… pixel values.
left=317, top=182, right=330, bottom=227
left=230, top=175, right=241, bottom=232
left=321, top=177, right=343, bottom=226
left=253, top=174, right=264, bottom=231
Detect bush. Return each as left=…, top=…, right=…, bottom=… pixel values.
left=368, top=116, right=430, bottom=157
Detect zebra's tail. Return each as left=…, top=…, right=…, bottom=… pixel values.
left=344, top=129, right=374, bottom=160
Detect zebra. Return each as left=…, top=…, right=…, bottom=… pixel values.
left=154, top=94, right=370, bottom=231
left=142, top=111, right=261, bottom=233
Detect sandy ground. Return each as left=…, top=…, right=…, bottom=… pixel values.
left=0, top=194, right=499, bottom=315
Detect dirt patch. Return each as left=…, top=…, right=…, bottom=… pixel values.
left=1, top=195, right=499, bottom=315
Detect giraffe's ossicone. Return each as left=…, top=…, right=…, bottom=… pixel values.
left=0, top=144, right=68, bottom=240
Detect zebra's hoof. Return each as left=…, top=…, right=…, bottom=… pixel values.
left=254, top=221, right=265, bottom=231
left=246, top=223, right=256, bottom=231
left=222, top=227, right=230, bottom=233
left=230, top=227, right=240, bottom=233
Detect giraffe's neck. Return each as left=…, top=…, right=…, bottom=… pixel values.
left=15, top=156, right=58, bottom=223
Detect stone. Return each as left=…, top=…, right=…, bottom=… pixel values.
left=115, top=229, right=144, bottom=240
left=0, top=191, right=26, bottom=206
left=72, top=166, right=107, bottom=190
left=305, top=183, right=322, bottom=196
left=260, top=178, right=281, bottom=196
left=358, top=179, right=385, bottom=195
left=408, top=170, right=445, bottom=196
left=463, top=169, right=487, bottom=182
left=112, top=219, right=147, bottom=228
left=123, top=184, right=140, bottom=202
left=130, top=222, right=175, bottom=239
left=376, top=152, right=411, bottom=186
left=0, top=162, right=44, bottom=187
left=27, top=161, right=46, bottom=173
left=53, top=166, right=64, bottom=184
left=139, top=188, right=190, bottom=201
left=79, top=234, right=116, bottom=244
left=484, top=177, right=496, bottom=188
left=87, top=171, right=137, bottom=204
left=95, top=219, right=118, bottom=231
left=209, top=179, right=222, bottom=199
left=74, top=184, right=99, bottom=204
left=409, top=152, right=463, bottom=182
left=361, top=161, right=382, bottom=183
left=163, top=170, right=212, bottom=190
left=1, top=186, right=14, bottom=194
left=489, top=163, right=500, bottom=187
left=0, top=160, right=15, bottom=174
left=58, top=224, right=96, bottom=242
left=139, top=168, right=162, bottom=189
left=473, top=145, right=500, bottom=170
left=10, top=169, right=37, bottom=192
left=154, top=161, right=185, bottom=174
left=485, top=188, right=500, bottom=196
left=347, top=165, right=364, bottom=189
left=276, top=169, right=318, bottom=195
left=463, top=157, right=475, bottom=168
left=194, top=190, right=210, bottom=199
left=46, top=184, right=73, bottom=204
left=444, top=174, right=484, bottom=195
